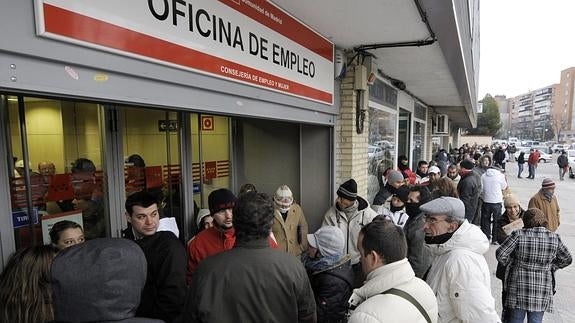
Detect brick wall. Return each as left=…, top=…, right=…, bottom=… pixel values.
left=335, top=65, right=369, bottom=197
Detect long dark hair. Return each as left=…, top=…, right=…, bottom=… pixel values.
left=0, top=245, right=58, bottom=322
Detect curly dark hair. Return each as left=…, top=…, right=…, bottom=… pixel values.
left=360, top=218, right=407, bottom=265
left=233, top=192, right=274, bottom=243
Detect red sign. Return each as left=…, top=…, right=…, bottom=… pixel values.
left=202, top=116, right=214, bottom=131
left=204, top=161, right=217, bottom=180
left=36, top=0, right=334, bottom=104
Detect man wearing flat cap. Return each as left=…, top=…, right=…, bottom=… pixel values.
left=421, top=197, right=499, bottom=323
left=528, top=178, right=560, bottom=231
left=322, top=178, right=378, bottom=287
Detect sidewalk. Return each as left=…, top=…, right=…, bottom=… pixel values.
left=484, top=160, right=575, bottom=322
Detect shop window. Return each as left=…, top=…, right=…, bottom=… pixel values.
left=367, top=108, right=397, bottom=204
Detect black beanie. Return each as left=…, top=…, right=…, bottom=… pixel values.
left=460, top=159, right=475, bottom=170
left=208, top=188, right=237, bottom=215
left=394, top=185, right=410, bottom=203
left=337, top=179, right=357, bottom=201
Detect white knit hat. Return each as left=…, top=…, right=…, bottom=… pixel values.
left=274, top=185, right=294, bottom=208
left=307, top=226, right=344, bottom=258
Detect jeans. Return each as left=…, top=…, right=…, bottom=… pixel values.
left=518, top=163, right=524, bottom=177
left=508, top=308, right=544, bottom=323
left=481, top=202, right=502, bottom=241
left=559, top=167, right=567, bottom=180
left=528, top=164, right=536, bottom=179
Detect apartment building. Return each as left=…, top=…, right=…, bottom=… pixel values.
left=509, top=85, right=555, bottom=141
left=552, top=67, right=575, bottom=142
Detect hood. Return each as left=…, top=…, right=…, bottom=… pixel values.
left=357, top=196, right=370, bottom=211
left=427, top=221, right=489, bottom=257
left=484, top=168, right=500, bottom=177
left=52, top=238, right=147, bottom=322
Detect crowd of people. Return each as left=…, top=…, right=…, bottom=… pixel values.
left=0, top=146, right=573, bottom=323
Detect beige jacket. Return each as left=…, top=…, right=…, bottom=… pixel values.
left=528, top=190, right=560, bottom=231
left=271, top=203, right=308, bottom=257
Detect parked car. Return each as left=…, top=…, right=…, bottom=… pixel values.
left=566, top=150, right=575, bottom=178
left=368, top=145, right=384, bottom=160
left=552, top=144, right=568, bottom=153
left=514, top=147, right=552, bottom=163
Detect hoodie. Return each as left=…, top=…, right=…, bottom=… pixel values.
left=481, top=168, right=508, bottom=203
left=425, top=221, right=499, bottom=323
left=51, top=238, right=163, bottom=323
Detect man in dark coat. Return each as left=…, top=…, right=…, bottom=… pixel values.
left=124, top=191, right=186, bottom=323
left=303, top=226, right=353, bottom=323
left=182, top=192, right=316, bottom=323
left=457, top=159, right=482, bottom=223
left=403, top=185, right=432, bottom=279
left=557, top=150, right=569, bottom=180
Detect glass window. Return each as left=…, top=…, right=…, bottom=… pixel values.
left=6, top=96, right=107, bottom=248
left=367, top=108, right=396, bottom=204
left=412, top=121, right=425, bottom=170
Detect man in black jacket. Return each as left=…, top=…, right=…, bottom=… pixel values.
left=457, top=159, right=482, bottom=223
left=124, top=191, right=186, bottom=323
left=557, top=150, right=569, bottom=180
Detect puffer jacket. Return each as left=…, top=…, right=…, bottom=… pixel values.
left=348, top=258, right=438, bottom=323
left=309, top=255, right=354, bottom=323
left=272, top=203, right=308, bottom=257
left=322, top=196, right=378, bottom=264
left=426, top=221, right=500, bottom=323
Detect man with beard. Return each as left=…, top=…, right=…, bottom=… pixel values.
left=457, top=159, right=482, bottom=223
left=186, top=188, right=279, bottom=284
left=373, top=170, right=405, bottom=207
left=446, top=164, right=460, bottom=185
left=528, top=178, right=560, bottom=231
left=322, top=179, right=378, bottom=287
left=421, top=197, right=499, bottom=323
left=415, top=160, right=430, bottom=184
left=402, top=186, right=432, bottom=279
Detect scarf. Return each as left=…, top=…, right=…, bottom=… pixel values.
left=541, top=189, right=554, bottom=201
left=425, top=231, right=455, bottom=245
left=416, top=169, right=428, bottom=179
left=302, top=253, right=343, bottom=274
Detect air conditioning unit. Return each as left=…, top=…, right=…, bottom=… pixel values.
left=433, top=114, right=449, bottom=134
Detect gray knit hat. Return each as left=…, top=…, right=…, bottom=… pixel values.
left=307, top=226, right=345, bottom=258
left=387, top=170, right=404, bottom=183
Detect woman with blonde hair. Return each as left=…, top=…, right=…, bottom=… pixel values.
left=0, top=245, right=58, bottom=323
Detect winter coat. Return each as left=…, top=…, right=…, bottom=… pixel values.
left=517, top=152, right=525, bottom=164
left=51, top=238, right=164, bottom=323
left=374, top=205, right=409, bottom=227
left=399, top=167, right=417, bottom=185
left=272, top=203, right=308, bottom=257
left=528, top=190, right=560, bottom=232
left=136, top=231, right=187, bottom=323
left=557, top=154, right=569, bottom=168
left=496, top=227, right=572, bottom=312
left=348, top=258, right=438, bottom=323
left=457, top=171, right=482, bottom=222
left=528, top=151, right=540, bottom=165
left=481, top=168, right=508, bottom=203
left=403, top=212, right=432, bottom=279
left=322, top=196, right=378, bottom=264
left=372, top=183, right=394, bottom=206
left=187, top=227, right=278, bottom=283
left=426, top=221, right=500, bottom=323
left=309, top=255, right=354, bottom=323
left=182, top=239, right=316, bottom=323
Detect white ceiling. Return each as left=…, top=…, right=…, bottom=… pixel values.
left=272, top=0, right=464, bottom=108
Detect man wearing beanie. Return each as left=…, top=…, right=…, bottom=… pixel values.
left=322, top=178, right=378, bottom=288
left=271, top=184, right=309, bottom=257
left=373, top=185, right=410, bottom=228
left=420, top=197, right=499, bottom=322
left=456, top=159, right=482, bottom=223
left=528, top=178, right=561, bottom=231
left=187, top=188, right=278, bottom=284
left=373, top=169, right=406, bottom=206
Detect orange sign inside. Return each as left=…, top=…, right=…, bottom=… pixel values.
left=202, top=116, right=214, bottom=131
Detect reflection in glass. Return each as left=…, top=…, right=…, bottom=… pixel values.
left=412, top=121, right=425, bottom=170
left=367, top=108, right=396, bottom=204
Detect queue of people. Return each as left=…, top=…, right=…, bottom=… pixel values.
left=0, top=152, right=573, bottom=323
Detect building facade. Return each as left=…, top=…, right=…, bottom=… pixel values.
left=0, top=0, right=478, bottom=266
left=509, top=85, right=555, bottom=141
left=552, top=67, right=575, bottom=143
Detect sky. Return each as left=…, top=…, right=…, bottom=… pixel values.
left=479, top=0, right=575, bottom=99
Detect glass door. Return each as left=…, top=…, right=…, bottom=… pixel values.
left=5, top=95, right=108, bottom=248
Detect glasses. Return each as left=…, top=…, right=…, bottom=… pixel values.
left=424, top=216, right=449, bottom=225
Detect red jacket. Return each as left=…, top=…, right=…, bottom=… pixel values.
left=528, top=151, right=540, bottom=165
left=186, top=226, right=278, bottom=284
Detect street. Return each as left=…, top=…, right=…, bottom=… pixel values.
left=485, top=157, right=575, bottom=322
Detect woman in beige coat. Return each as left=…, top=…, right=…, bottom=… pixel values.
left=271, top=185, right=308, bottom=257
